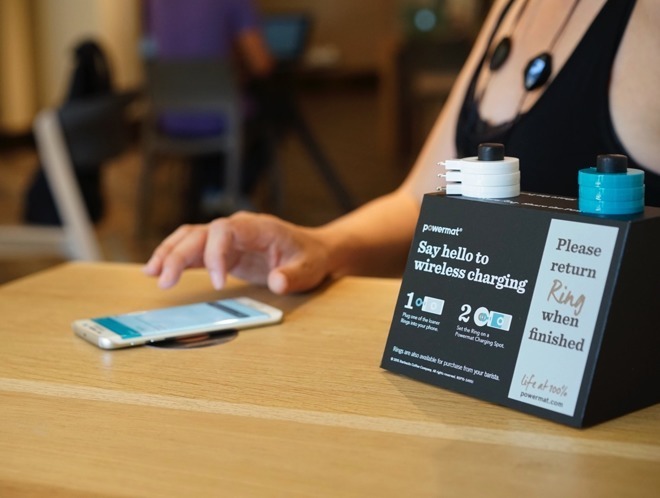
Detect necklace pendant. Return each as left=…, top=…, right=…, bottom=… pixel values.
left=524, top=52, right=553, bottom=90
left=490, top=37, right=511, bottom=71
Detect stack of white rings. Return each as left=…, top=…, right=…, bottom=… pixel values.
left=439, top=143, right=520, bottom=199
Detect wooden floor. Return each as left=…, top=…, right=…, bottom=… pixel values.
left=0, top=81, right=437, bottom=284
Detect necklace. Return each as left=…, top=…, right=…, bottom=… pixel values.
left=523, top=0, right=581, bottom=90
left=489, top=0, right=530, bottom=71
left=487, top=0, right=581, bottom=91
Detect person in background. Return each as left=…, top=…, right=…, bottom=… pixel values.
left=144, top=0, right=659, bottom=294
left=143, top=0, right=275, bottom=218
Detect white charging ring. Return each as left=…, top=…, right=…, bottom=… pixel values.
left=461, top=184, right=521, bottom=199
left=443, top=157, right=519, bottom=175
left=452, top=171, right=521, bottom=187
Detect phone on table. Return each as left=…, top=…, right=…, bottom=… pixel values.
left=72, top=297, right=283, bottom=350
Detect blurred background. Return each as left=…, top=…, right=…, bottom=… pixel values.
left=0, top=0, right=490, bottom=284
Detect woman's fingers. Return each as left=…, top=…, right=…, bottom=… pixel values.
left=143, top=224, right=209, bottom=288
left=143, top=225, right=193, bottom=276
left=203, top=217, right=236, bottom=289
left=204, top=213, right=284, bottom=288
left=144, top=212, right=332, bottom=295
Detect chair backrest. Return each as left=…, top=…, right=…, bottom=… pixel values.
left=32, top=93, right=134, bottom=260
left=144, top=59, right=239, bottom=114
left=140, top=59, right=244, bottom=212
left=58, top=92, right=133, bottom=168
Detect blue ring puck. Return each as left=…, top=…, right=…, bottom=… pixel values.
left=579, top=185, right=645, bottom=202
left=579, top=198, right=645, bottom=215
left=578, top=167, right=644, bottom=188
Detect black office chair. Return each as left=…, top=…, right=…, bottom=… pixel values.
left=0, top=93, right=133, bottom=260
left=137, top=59, right=244, bottom=233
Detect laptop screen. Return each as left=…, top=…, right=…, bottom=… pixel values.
left=262, top=14, right=310, bottom=63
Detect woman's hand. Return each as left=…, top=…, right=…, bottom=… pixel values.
left=143, top=211, right=333, bottom=295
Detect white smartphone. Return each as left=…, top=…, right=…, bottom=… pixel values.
left=72, top=297, right=283, bottom=350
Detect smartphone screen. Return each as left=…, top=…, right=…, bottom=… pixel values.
left=92, top=300, right=266, bottom=339
left=73, top=297, right=283, bottom=349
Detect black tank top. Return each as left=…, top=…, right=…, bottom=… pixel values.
left=455, top=0, right=660, bottom=206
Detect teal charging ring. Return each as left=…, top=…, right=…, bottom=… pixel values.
left=578, top=167, right=645, bottom=188
left=578, top=155, right=645, bottom=215
left=579, top=185, right=645, bottom=202
left=579, top=198, right=645, bottom=215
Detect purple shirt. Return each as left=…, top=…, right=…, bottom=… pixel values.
left=146, top=0, right=260, bottom=58
left=145, top=0, right=261, bottom=136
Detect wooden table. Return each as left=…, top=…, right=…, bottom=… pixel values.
left=1, top=263, right=658, bottom=497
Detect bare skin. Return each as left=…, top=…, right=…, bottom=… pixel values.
left=237, top=29, right=274, bottom=77
left=144, top=0, right=659, bottom=295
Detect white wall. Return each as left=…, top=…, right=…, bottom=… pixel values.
left=0, top=0, right=38, bottom=131
left=32, top=0, right=101, bottom=106
left=97, top=0, right=143, bottom=90
left=0, top=0, right=141, bottom=132
left=32, top=0, right=141, bottom=106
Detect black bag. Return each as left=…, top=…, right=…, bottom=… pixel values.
left=24, top=40, right=113, bottom=225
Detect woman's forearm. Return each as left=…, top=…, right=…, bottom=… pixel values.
left=313, top=190, right=421, bottom=278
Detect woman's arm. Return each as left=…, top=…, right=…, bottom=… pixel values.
left=312, top=0, right=509, bottom=278
left=144, top=1, right=508, bottom=294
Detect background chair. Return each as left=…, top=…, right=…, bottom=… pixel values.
left=136, top=59, right=244, bottom=233
left=0, top=93, right=132, bottom=261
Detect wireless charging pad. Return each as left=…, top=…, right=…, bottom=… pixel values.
left=147, top=330, right=239, bottom=349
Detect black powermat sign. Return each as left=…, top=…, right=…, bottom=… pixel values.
left=381, top=193, right=659, bottom=427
